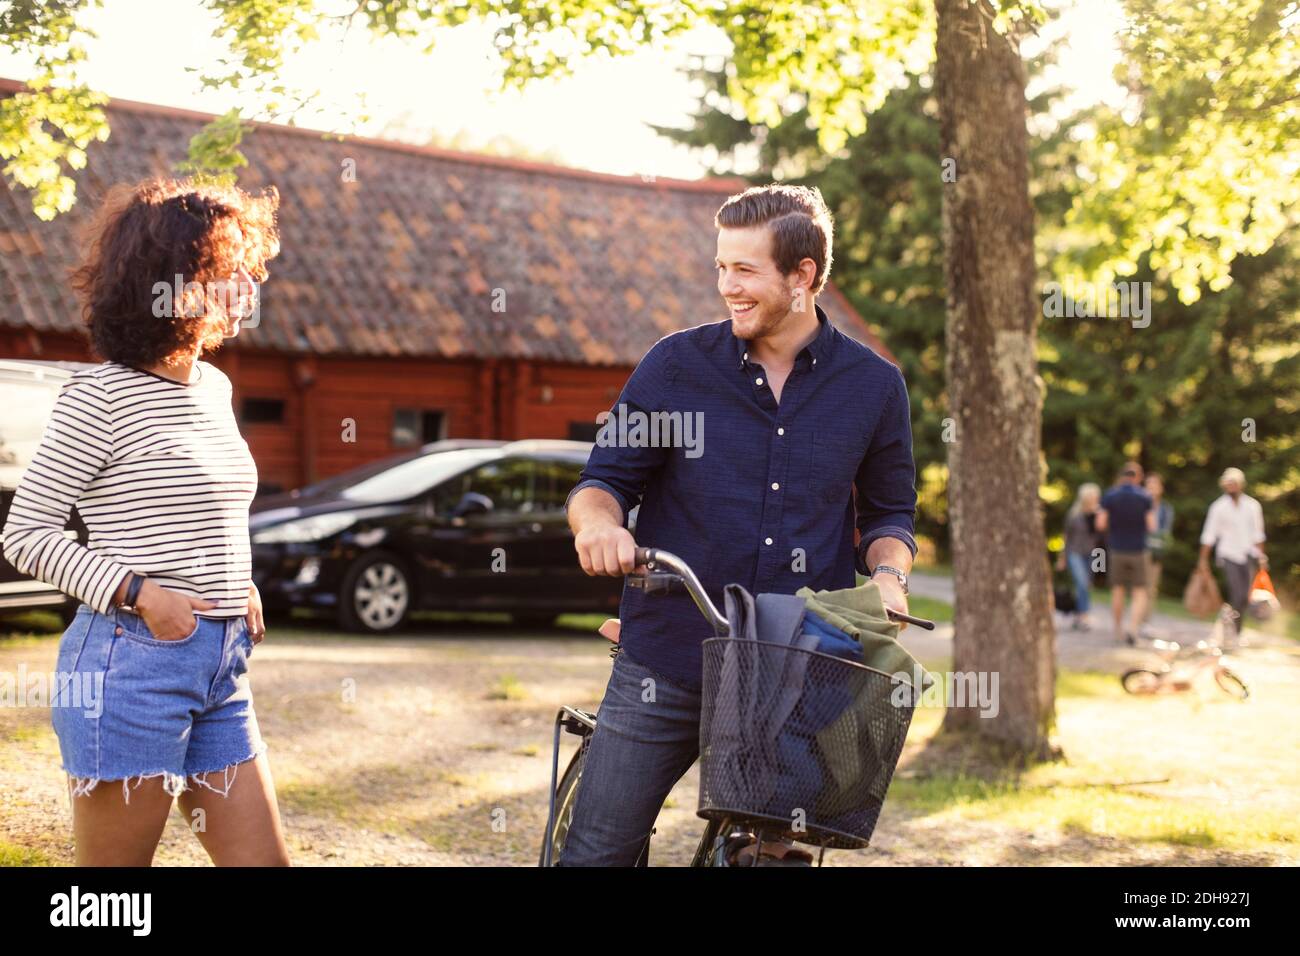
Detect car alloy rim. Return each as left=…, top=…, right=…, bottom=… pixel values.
left=355, top=562, right=408, bottom=629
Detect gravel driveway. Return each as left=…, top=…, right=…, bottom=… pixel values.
left=2, top=611, right=1295, bottom=866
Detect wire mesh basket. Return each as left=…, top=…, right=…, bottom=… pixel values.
left=697, top=637, right=917, bottom=849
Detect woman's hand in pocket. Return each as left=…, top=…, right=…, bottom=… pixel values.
left=135, top=580, right=216, bottom=640
left=247, top=582, right=266, bottom=645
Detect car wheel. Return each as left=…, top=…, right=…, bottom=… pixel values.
left=338, top=552, right=413, bottom=634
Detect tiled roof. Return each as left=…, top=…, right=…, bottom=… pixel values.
left=0, top=78, right=892, bottom=366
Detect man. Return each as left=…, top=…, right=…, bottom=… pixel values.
left=1199, top=467, right=1267, bottom=640
left=560, top=184, right=917, bottom=866
left=1096, top=461, right=1156, bottom=645
left=1137, top=472, right=1175, bottom=634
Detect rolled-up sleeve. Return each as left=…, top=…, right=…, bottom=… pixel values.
left=564, top=337, right=675, bottom=528
left=853, top=368, right=918, bottom=575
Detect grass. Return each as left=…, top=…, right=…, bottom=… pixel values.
left=904, top=594, right=953, bottom=624
left=0, top=840, right=55, bottom=867
left=886, top=661, right=1300, bottom=857
left=888, top=772, right=1299, bottom=852
left=486, top=675, right=528, bottom=701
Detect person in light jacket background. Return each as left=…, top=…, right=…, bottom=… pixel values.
left=1198, top=467, right=1267, bottom=639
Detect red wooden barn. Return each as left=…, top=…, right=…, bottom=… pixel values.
left=0, top=78, right=893, bottom=496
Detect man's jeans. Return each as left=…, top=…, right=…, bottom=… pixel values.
left=557, top=648, right=702, bottom=866
left=1221, top=557, right=1259, bottom=634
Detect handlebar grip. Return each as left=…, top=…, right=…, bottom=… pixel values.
left=634, top=547, right=653, bottom=566
left=887, top=608, right=936, bottom=630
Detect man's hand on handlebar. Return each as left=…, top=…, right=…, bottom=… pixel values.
left=872, top=573, right=911, bottom=632
left=573, top=523, right=639, bottom=576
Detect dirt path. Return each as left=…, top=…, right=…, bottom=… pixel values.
left=2, top=614, right=1296, bottom=866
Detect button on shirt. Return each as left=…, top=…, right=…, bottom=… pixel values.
left=1200, top=493, right=1266, bottom=564
left=565, top=304, right=918, bottom=690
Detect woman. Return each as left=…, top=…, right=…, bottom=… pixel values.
left=1, top=178, right=289, bottom=866
left=1056, top=482, right=1102, bottom=631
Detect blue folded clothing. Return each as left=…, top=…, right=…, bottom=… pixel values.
left=801, top=608, right=865, bottom=662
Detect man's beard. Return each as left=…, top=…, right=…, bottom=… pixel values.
left=732, top=287, right=794, bottom=340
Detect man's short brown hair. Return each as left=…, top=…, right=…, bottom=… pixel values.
left=714, top=184, right=834, bottom=294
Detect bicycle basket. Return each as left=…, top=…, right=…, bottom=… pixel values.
left=697, top=637, right=917, bottom=849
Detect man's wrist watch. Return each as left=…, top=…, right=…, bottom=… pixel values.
left=871, top=565, right=909, bottom=595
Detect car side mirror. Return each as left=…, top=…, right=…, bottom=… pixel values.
left=452, top=491, right=493, bottom=519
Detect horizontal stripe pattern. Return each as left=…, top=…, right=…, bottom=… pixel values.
left=2, top=361, right=257, bottom=616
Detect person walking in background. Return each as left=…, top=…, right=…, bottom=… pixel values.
left=1096, top=461, right=1157, bottom=645
left=1137, top=472, right=1175, bottom=634
left=1199, top=467, right=1267, bottom=641
left=1056, top=482, right=1102, bottom=631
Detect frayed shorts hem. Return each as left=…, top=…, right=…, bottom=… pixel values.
left=63, top=743, right=269, bottom=805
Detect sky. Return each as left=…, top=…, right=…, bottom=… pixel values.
left=0, top=0, right=1129, bottom=180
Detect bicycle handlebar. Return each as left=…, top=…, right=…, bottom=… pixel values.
left=630, top=547, right=936, bottom=631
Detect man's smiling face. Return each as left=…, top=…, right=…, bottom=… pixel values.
left=716, top=225, right=799, bottom=341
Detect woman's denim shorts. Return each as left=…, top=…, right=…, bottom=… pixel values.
left=50, top=603, right=267, bottom=804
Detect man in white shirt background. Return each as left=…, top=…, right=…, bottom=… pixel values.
left=1199, top=467, right=1268, bottom=638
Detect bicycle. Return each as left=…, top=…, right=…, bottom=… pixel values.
left=540, top=547, right=935, bottom=867
left=1120, top=634, right=1250, bottom=700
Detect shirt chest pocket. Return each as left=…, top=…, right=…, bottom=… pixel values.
left=811, top=428, right=866, bottom=505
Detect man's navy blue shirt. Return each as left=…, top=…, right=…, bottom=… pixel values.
left=1101, top=483, right=1153, bottom=553
left=565, top=304, right=918, bottom=690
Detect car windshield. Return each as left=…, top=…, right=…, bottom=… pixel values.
left=335, top=449, right=502, bottom=504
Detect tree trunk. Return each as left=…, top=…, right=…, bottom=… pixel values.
left=934, top=0, right=1057, bottom=759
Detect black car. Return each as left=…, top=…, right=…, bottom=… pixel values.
left=250, top=438, right=625, bottom=632
left=0, top=359, right=96, bottom=625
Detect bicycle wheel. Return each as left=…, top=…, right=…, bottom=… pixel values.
left=539, top=747, right=586, bottom=866
left=1121, top=669, right=1163, bottom=695
left=1214, top=668, right=1250, bottom=700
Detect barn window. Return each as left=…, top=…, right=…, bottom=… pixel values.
left=568, top=420, right=601, bottom=442
left=393, top=408, right=447, bottom=447
left=241, top=397, right=285, bottom=424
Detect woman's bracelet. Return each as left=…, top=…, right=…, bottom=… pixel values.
left=116, top=572, right=146, bottom=611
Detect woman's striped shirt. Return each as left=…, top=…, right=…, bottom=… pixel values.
left=2, top=360, right=258, bottom=617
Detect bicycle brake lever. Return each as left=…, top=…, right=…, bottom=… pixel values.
left=627, top=571, right=680, bottom=595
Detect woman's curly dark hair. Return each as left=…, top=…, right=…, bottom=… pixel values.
left=71, top=178, right=280, bottom=368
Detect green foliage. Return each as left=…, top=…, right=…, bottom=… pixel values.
left=0, top=0, right=107, bottom=219
left=1053, top=0, right=1300, bottom=303
left=174, top=108, right=250, bottom=185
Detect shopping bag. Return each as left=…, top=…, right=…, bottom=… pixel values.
left=1248, top=567, right=1281, bottom=621
left=1183, top=566, right=1222, bottom=618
